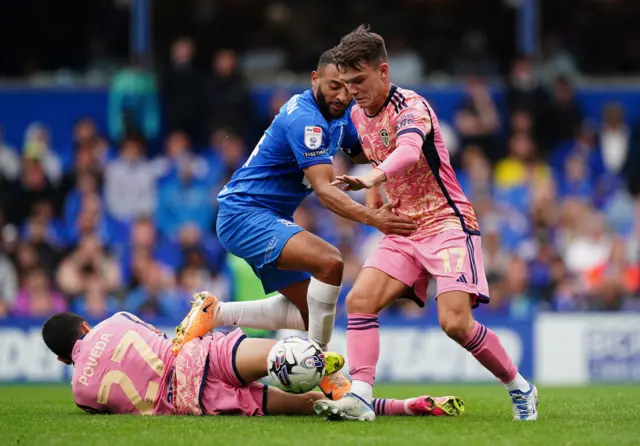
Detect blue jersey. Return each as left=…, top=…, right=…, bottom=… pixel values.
left=217, top=90, right=361, bottom=218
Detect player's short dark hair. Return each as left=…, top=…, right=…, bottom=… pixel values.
left=317, top=49, right=336, bottom=70
left=42, top=312, right=86, bottom=361
left=333, top=24, right=387, bottom=71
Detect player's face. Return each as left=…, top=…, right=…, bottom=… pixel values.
left=312, top=64, right=351, bottom=119
left=339, top=62, right=389, bottom=111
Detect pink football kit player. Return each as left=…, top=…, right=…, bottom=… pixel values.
left=313, top=26, right=538, bottom=421
left=42, top=310, right=464, bottom=417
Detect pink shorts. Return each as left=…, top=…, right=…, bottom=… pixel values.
left=201, top=329, right=267, bottom=416
left=364, top=230, right=490, bottom=308
left=173, top=329, right=267, bottom=416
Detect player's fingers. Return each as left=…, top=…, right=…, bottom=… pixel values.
left=331, top=179, right=344, bottom=187
left=387, top=199, right=401, bottom=209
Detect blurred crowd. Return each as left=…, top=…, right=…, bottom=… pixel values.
left=1, top=28, right=640, bottom=322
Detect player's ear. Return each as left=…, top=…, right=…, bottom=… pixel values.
left=379, top=63, right=389, bottom=80
left=80, top=321, right=91, bottom=334
left=311, top=70, right=319, bottom=87
left=57, top=357, right=73, bottom=365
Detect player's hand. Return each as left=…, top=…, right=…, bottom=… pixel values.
left=331, top=174, right=374, bottom=191
left=371, top=200, right=417, bottom=236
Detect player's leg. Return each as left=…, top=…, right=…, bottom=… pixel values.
left=267, top=391, right=466, bottom=417
left=270, top=231, right=351, bottom=400
left=215, top=212, right=341, bottom=348
left=232, top=332, right=465, bottom=417
left=198, top=330, right=345, bottom=416
left=345, top=268, right=409, bottom=400
left=175, top=213, right=311, bottom=352
left=426, top=231, right=538, bottom=420
left=315, top=237, right=422, bottom=421
left=372, top=396, right=465, bottom=417
left=215, top=281, right=309, bottom=332
left=275, top=230, right=343, bottom=349
left=232, top=337, right=278, bottom=383
left=264, top=388, right=325, bottom=415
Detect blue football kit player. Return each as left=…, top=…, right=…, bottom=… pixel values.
left=172, top=50, right=416, bottom=400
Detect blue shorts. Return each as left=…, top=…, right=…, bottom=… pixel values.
left=216, top=210, right=311, bottom=293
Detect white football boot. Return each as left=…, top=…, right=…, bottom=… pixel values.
left=509, top=383, right=539, bottom=421
left=314, top=392, right=376, bottom=421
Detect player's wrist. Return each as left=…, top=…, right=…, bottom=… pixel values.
left=370, top=168, right=387, bottom=185
left=363, top=206, right=377, bottom=226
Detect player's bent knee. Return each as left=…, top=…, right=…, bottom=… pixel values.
left=314, top=247, right=344, bottom=284
left=346, top=287, right=379, bottom=315
left=438, top=309, right=473, bottom=343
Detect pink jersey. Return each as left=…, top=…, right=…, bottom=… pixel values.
left=71, top=312, right=175, bottom=415
left=351, top=85, right=480, bottom=240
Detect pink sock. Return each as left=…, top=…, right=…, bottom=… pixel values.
left=463, top=321, right=518, bottom=383
left=347, top=313, right=379, bottom=386
left=372, top=398, right=406, bottom=415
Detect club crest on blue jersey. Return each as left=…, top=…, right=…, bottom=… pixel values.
left=304, top=126, right=323, bottom=149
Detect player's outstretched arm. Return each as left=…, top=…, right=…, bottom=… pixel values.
left=304, top=164, right=417, bottom=236
left=332, top=132, right=424, bottom=191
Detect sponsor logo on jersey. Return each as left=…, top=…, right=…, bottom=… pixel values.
left=395, top=116, right=415, bottom=132
left=304, top=126, right=323, bottom=149
left=380, top=129, right=391, bottom=147
left=303, top=149, right=328, bottom=158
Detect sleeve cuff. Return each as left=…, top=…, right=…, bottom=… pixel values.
left=397, top=128, right=426, bottom=140
left=298, top=158, right=333, bottom=169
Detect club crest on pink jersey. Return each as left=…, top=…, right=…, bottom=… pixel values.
left=379, top=129, right=390, bottom=147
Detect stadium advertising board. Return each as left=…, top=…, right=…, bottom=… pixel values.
left=8, top=314, right=640, bottom=384
left=535, top=314, right=640, bottom=385
left=0, top=316, right=532, bottom=384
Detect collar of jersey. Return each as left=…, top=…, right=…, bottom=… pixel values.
left=364, top=84, right=398, bottom=118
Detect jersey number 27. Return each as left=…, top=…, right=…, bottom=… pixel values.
left=97, top=330, right=166, bottom=415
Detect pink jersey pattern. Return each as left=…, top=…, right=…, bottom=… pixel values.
left=351, top=85, right=480, bottom=240
left=71, top=312, right=175, bottom=415
left=173, top=334, right=211, bottom=415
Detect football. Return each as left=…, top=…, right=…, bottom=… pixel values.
left=267, top=336, right=326, bottom=394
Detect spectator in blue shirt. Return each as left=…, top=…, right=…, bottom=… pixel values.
left=156, top=159, right=214, bottom=239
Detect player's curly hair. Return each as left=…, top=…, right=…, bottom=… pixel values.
left=42, top=312, right=86, bottom=362
left=332, top=24, right=387, bottom=71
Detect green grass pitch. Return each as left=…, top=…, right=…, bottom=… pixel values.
left=1, top=384, right=639, bottom=446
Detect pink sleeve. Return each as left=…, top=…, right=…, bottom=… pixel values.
left=375, top=132, right=423, bottom=179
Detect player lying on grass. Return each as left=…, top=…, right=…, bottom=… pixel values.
left=311, top=26, right=539, bottom=422
left=42, top=310, right=464, bottom=417
left=198, top=49, right=417, bottom=401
